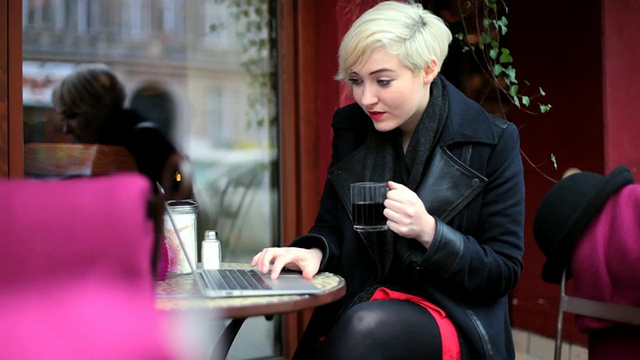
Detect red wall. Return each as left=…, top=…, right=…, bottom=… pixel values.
left=315, top=0, right=341, bottom=182
left=603, top=0, right=640, bottom=176
left=315, top=0, right=379, bottom=183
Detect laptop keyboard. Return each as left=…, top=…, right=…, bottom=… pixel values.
left=201, top=269, right=272, bottom=290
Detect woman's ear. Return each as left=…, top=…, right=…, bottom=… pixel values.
left=423, top=60, right=439, bottom=84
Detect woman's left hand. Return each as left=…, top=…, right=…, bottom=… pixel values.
left=383, top=181, right=436, bottom=248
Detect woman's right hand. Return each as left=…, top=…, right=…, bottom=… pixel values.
left=251, top=247, right=322, bottom=280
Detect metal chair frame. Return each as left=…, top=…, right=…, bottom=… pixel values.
left=554, top=270, right=640, bottom=359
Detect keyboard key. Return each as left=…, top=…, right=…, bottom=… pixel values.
left=202, top=269, right=271, bottom=291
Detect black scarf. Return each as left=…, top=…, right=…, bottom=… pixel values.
left=359, top=75, right=449, bottom=284
left=362, top=75, right=448, bottom=191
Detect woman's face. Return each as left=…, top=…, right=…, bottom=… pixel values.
left=348, top=47, right=434, bottom=135
left=58, top=109, right=100, bottom=143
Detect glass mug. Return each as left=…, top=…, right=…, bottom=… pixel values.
left=350, top=182, right=389, bottom=232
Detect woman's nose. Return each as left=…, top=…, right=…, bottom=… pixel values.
left=360, top=85, right=378, bottom=106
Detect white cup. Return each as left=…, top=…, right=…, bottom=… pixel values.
left=164, top=200, right=198, bottom=274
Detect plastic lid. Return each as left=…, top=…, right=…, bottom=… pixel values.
left=204, top=230, right=219, bottom=241
left=166, top=199, right=198, bottom=213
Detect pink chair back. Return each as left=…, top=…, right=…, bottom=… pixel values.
left=0, top=174, right=176, bottom=359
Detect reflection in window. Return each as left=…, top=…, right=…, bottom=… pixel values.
left=160, top=0, right=184, bottom=38
left=122, top=0, right=146, bottom=38
left=204, top=0, right=239, bottom=48
left=205, top=86, right=227, bottom=146
left=23, top=1, right=279, bottom=357
left=23, top=0, right=187, bottom=39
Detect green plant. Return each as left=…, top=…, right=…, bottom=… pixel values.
left=456, top=0, right=552, bottom=115
left=447, top=0, right=558, bottom=180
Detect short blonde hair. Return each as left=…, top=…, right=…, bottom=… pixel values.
left=336, top=1, right=452, bottom=82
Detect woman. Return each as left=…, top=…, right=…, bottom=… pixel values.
left=252, top=1, right=525, bottom=359
left=52, top=63, right=178, bottom=189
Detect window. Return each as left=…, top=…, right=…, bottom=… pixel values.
left=22, top=1, right=280, bottom=357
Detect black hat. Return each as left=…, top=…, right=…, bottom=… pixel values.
left=533, top=165, right=635, bottom=284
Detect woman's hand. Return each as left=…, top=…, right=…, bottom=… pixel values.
left=251, top=247, right=322, bottom=280
left=384, top=180, right=436, bottom=248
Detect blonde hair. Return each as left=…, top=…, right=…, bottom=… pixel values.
left=336, top=1, right=452, bottom=82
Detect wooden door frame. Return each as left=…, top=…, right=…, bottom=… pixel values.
left=0, top=0, right=6, bottom=177
left=1, top=0, right=23, bottom=178
left=277, top=0, right=321, bottom=357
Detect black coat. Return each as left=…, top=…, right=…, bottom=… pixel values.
left=291, top=78, right=525, bottom=360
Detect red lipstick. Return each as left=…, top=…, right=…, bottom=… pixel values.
left=369, top=111, right=385, bottom=120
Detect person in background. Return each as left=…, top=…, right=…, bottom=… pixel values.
left=130, top=83, right=176, bottom=139
left=52, top=63, right=178, bottom=190
left=252, top=1, right=525, bottom=359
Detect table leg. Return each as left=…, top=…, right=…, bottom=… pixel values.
left=209, top=317, right=247, bottom=360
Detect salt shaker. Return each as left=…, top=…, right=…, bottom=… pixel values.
left=202, top=230, right=222, bottom=269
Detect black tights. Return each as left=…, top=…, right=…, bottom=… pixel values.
left=315, top=300, right=443, bottom=360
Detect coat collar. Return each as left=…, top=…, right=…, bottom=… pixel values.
left=440, top=78, right=502, bottom=147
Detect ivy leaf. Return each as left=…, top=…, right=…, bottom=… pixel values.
left=509, top=85, right=519, bottom=97
left=522, top=96, right=530, bottom=106
left=499, top=48, right=513, bottom=63
left=539, top=104, right=552, bottom=113
left=489, top=48, right=499, bottom=60
left=497, top=16, right=509, bottom=35
left=502, top=65, right=517, bottom=83
left=550, top=153, right=557, bottom=170
left=493, top=63, right=503, bottom=76
left=480, top=33, right=492, bottom=46
left=539, top=87, right=546, bottom=96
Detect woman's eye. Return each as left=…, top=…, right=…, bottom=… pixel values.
left=348, top=78, right=362, bottom=86
left=377, top=79, right=391, bottom=86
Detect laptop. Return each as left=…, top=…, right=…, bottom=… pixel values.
left=162, top=195, right=323, bottom=298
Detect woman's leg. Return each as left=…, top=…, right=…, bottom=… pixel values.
left=316, top=299, right=443, bottom=360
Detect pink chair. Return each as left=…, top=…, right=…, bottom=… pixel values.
left=0, top=173, right=177, bottom=360
left=533, top=166, right=640, bottom=360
